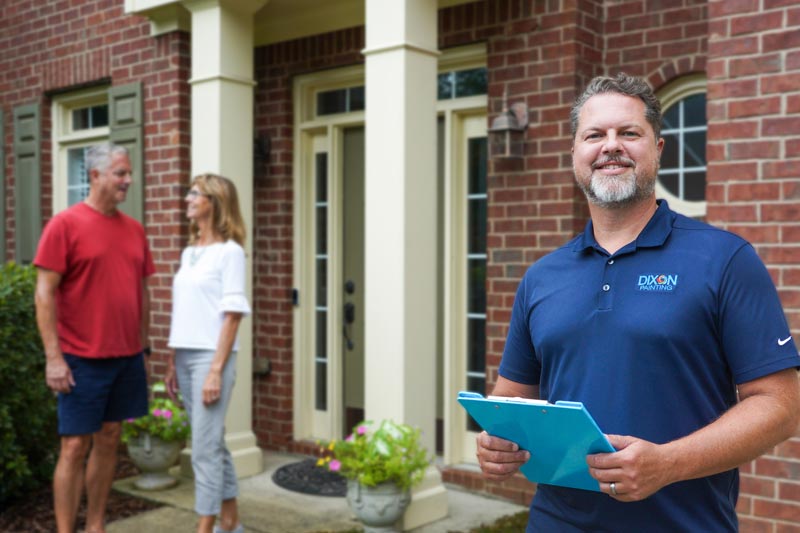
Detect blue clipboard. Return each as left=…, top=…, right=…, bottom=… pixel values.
left=458, top=391, right=615, bottom=492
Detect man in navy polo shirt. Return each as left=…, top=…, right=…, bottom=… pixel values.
left=475, top=73, right=800, bottom=532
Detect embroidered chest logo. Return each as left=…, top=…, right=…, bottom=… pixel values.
left=637, top=273, right=678, bottom=292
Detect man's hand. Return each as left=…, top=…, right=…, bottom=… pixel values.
left=476, top=431, right=530, bottom=481
left=586, top=434, right=675, bottom=501
left=46, top=356, right=75, bottom=394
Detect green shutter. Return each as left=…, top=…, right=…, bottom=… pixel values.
left=109, top=82, right=144, bottom=223
left=13, top=103, right=41, bottom=265
left=0, top=110, right=5, bottom=263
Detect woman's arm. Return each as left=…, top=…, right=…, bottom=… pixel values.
left=202, top=311, right=243, bottom=406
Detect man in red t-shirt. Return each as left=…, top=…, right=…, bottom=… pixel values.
left=34, top=143, right=155, bottom=533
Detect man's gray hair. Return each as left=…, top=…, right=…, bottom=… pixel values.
left=85, top=143, right=129, bottom=173
left=570, top=73, right=662, bottom=140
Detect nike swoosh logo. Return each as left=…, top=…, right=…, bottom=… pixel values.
left=778, top=336, right=792, bottom=346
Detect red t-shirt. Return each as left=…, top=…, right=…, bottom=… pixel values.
left=34, top=202, right=156, bottom=358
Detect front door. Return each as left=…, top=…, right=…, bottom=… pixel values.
left=296, top=124, right=365, bottom=442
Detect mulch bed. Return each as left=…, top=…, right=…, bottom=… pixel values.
left=272, top=458, right=347, bottom=497
left=0, top=449, right=163, bottom=533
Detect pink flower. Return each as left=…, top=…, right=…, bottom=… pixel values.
left=329, top=459, right=341, bottom=472
left=162, top=410, right=173, bottom=419
left=153, top=409, right=162, bottom=417
left=357, top=425, right=367, bottom=435
left=345, top=434, right=354, bottom=442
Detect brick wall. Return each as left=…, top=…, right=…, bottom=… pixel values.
left=706, top=1, right=800, bottom=530
left=0, top=1, right=190, bottom=377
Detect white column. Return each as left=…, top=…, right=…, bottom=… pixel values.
left=363, top=0, right=448, bottom=529
left=182, top=0, right=267, bottom=478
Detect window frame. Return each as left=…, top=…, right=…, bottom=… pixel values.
left=51, top=87, right=111, bottom=214
left=656, top=74, right=707, bottom=218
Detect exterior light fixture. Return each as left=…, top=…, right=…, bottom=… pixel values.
left=488, top=91, right=528, bottom=159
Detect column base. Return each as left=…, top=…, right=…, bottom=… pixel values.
left=179, top=430, right=263, bottom=479
left=400, top=465, right=448, bottom=531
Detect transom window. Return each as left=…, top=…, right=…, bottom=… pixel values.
left=437, top=67, right=487, bottom=100
left=656, top=75, right=707, bottom=218
left=316, top=86, right=364, bottom=116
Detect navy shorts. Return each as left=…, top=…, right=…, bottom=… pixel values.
left=58, top=352, right=149, bottom=436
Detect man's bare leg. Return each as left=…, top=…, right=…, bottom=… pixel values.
left=83, top=422, right=121, bottom=533
left=54, top=434, right=92, bottom=533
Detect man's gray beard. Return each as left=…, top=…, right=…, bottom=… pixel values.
left=578, top=171, right=656, bottom=209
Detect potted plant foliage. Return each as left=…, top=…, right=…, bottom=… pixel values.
left=122, top=381, right=190, bottom=490
left=318, top=419, right=430, bottom=532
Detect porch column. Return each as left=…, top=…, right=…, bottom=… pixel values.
left=182, top=0, right=266, bottom=478
left=363, top=0, right=448, bottom=529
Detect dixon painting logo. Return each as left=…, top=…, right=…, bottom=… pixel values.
left=637, top=273, right=678, bottom=292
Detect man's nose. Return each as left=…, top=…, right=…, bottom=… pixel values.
left=602, top=132, right=622, bottom=153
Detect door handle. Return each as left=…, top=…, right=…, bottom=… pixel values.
left=343, top=302, right=356, bottom=350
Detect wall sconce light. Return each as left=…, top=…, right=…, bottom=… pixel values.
left=489, top=91, right=529, bottom=159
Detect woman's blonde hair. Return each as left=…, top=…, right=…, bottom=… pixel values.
left=188, top=173, right=246, bottom=247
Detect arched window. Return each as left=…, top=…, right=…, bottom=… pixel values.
left=656, top=75, right=707, bottom=218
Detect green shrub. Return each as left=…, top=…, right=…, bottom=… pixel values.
left=0, top=262, right=57, bottom=506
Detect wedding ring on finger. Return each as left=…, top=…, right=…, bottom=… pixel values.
left=610, top=482, right=617, bottom=496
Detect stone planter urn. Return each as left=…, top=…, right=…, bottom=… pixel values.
left=346, top=480, right=411, bottom=533
left=126, top=432, right=183, bottom=490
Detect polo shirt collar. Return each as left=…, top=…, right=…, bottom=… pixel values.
left=572, top=199, right=676, bottom=254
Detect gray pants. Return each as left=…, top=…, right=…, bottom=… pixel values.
left=175, top=349, right=239, bottom=516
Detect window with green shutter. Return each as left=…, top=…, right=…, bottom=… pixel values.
left=13, top=103, right=41, bottom=264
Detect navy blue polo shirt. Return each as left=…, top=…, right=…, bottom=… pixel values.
left=500, top=200, right=799, bottom=532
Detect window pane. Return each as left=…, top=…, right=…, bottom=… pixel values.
left=317, top=89, right=348, bottom=116
left=467, top=318, right=486, bottom=372
left=72, top=108, right=90, bottom=130
left=684, top=171, right=706, bottom=202
left=316, top=258, right=327, bottom=306
left=468, top=138, right=487, bottom=194
left=316, top=153, right=328, bottom=201
left=67, top=147, right=90, bottom=205
left=468, top=199, right=486, bottom=254
left=315, top=360, right=327, bottom=410
left=349, top=86, right=364, bottom=112
left=684, top=131, right=706, bottom=167
left=660, top=134, right=679, bottom=169
left=454, top=68, right=488, bottom=98
left=90, top=105, right=109, bottom=128
left=468, top=259, right=486, bottom=314
left=437, top=73, right=453, bottom=100
left=662, top=105, right=679, bottom=131
left=659, top=172, right=679, bottom=197
left=683, top=94, right=706, bottom=127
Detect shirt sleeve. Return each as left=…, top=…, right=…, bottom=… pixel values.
left=498, top=272, right=541, bottom=386
left=33, top=215, right=69, bottom=273
left=719, top=243, right=800, bottom=383
left=218, top=242, right=251, bottom=316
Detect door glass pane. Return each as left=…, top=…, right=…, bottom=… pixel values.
left=315, top=152, right=328, bottom=411
left=465, top=135, right=487, bottom=432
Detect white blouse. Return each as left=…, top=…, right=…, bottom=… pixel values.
left=168, top=240, right=251, bottom=351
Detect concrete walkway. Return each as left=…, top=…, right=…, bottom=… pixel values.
left=109, top=452, right=527, bottom=533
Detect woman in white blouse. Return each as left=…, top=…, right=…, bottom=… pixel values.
left=166, top=174, right=250, bottom=533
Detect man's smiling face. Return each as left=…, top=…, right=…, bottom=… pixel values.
left=572, top=92, right=664, bottom=208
